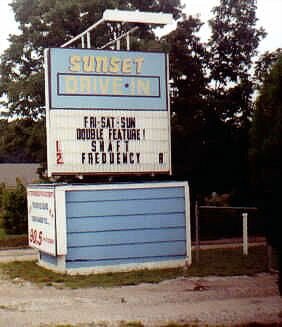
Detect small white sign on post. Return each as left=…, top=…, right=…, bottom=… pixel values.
left=27, top=188, right=57, bottom=256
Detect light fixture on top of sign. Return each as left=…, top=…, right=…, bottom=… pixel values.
left=61, top=9, right=173, bottom=49
left=102, top=9, right=173, bottom=25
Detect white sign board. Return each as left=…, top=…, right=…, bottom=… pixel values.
left=27, top=188, right=56, bottom=255
left=45, top=48, right=171, bottom=176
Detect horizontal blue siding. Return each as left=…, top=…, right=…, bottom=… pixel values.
left=67, top=228, right=185, bottom=247
left=67, top=198, right=184, bottom=217
left=67, top=213, right=185, bottom=233
left=66, top=187, right=184, bottom=203
left=65, top=185, right=187, bottom=268
left=67, top=241, right=186, bottom=261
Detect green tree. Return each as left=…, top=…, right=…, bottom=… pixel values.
left=250, top=52, right=281, bottom=294
left=164, top=15, right=207, bottom=113
left=200, top=0, right=266, bottom=197
left=254, top=48, right=282, bottom=87
left=2, top=179, right=27, bottom=235
left=161, top=15, right=208, bottom=182
left=0, top=0, right=182, bottom=119
left=161, top=1, right=265, bottom=194
left=0, top=118, right=46, bottom=163
left=249, top=52, right=281, bottom=235
left=208, top=0, right=265, bottom=126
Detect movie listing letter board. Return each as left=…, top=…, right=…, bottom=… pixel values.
left=45, top=48, right=171, bottom=176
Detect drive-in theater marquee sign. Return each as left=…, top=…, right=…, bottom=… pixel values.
left=45, top=48, right=171, bottom=176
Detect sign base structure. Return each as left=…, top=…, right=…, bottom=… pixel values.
left=27, top=181, right=191, bottom=274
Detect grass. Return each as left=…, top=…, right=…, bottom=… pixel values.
left=0, top=246, right=271, bottom=289
left=0, top=215, right=5, bottom=238
left=0, top=227, right=5, bottom=239
left=189, top=245, right=270, bottom=277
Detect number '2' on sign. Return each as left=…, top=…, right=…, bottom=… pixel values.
left=56, top=140, right=64, bottom=164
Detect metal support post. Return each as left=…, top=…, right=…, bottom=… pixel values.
left=242, top=212, right=248, bottom=256
left=195, top=201, right=200, bottom=263
left=116, top=39, right=121, bottom=50
left=87, top=32, right=91, bottom=48
left=126, top=33, right=130, bottom=50
left=267, top=243, right=272, bottom=271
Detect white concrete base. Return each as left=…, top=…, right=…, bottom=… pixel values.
left=37, top=255, right=66, bottom=274
left=38, top=258, right=190, bottom=275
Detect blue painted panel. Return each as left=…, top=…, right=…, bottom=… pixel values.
left=65, top=184, right=188, bottom=268
left=48, top=48, right=168, bottom=111
left=67, top=213, right=185, bottom=233
left=40, top=252, right=58, bottom=266
left=67, top=241, right=186, bottom=261
left=67, top=228, right=185, bottom=247
left=66, top=255, right=184, bottom=268
left=58, top=73, right=161, bottom=97
left=67, top=197, right=184, bottom=218
left=66, top=187, right=184, bottom=203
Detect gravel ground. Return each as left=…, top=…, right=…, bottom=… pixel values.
left=0, top=271, right=281, bottom=327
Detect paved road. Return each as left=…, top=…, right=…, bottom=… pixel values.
left=0, top=248, right=37, bottom=262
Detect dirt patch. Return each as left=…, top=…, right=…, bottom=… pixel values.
left=0, top=272, right=281, bottom=326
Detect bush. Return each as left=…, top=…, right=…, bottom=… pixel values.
left=0, top=182, right=5, bottom=209
left=1, top=180, right=27, bottom=235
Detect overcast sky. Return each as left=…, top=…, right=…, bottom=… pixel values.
left=182, top=0, right=282, bottom=54
left=0, top=0, right=281, bottom=55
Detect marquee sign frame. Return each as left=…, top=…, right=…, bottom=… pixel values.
left=45, top=47, right=172, bottom=177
